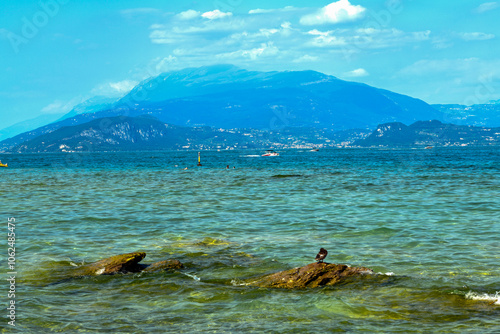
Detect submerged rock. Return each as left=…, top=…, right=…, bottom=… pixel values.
left=69, top=252, right=184, bottom=277
left=143, top=259, right=184, bottom=272
left=194, top=237, right=232, bottom=247
left=248, top=262, right=374, bottom=289
left=71, top=252, right=147, bottom=276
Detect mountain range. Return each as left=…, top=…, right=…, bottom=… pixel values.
left=10, top=116, right=254, bottom=153
left=9, top=115, right=499, bottom=153
left=0, top=96, right=118, bottom=143
left=0, top=65, right=442, bottom=151
left=1, top=65, right=499, bottom=152
left=432, top=103, right=500, bottom=127
left=355, top=120, right=500, bottom=147
left=9, top=115, right=372, bottom=153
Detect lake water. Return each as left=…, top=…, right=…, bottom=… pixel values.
left=1, top=147, right=499, bottom=333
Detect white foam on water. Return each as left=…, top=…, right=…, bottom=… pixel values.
left=69, top=259, right=85, bottom=267
left=465, top=291, right=500, bottom=305
left=230, top=279, right=251, bottom=286
left=182, top=272, right=201, bottom=281
left=240, top=155, right=261, bottom=157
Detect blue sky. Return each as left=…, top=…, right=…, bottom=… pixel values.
left=1, top=0, right=499, bottom=128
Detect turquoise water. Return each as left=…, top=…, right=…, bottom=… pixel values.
left=1, top=147, right=499, bottom=333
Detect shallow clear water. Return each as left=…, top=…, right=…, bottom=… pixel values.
left=1, top=147, right=499, bottom=333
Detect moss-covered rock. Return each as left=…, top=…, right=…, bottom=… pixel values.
left=247, top=262, right=374, bottom=289
left=68, top=252, right=186, bottom=278
left=70, top=252, right=147, bottom=277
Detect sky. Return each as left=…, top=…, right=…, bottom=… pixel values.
left=1, top=0, right=499, bottom=128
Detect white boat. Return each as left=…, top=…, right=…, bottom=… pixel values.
left=262, top=150, right=279, bottom=157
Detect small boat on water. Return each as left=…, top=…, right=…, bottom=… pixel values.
left=262, top=150, right=279, bottom=157
left=310, top=148, right=319, bottom=152
left=425, top=146, right=434, bottom=149
left=0, top=162, right=8, bottom=167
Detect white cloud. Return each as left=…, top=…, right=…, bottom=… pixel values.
left=308, top=29, right=330, bottom=36
left=109, top=80, right=137, bottom=93
left=41, top=98, right=82, bottom=114
left=216, top=42, right=279, bottom=60
left=300, top=0, right=366, bottom=25
left=475, top=2, right=499, bottom=13
left=146, top=4, right=434, bottom=70
left=412, top=30, right=431, bottom=41
left=292, top=55, right=319, bottom=63
left=357, top=28, right=428, bottom=48
left=177, top=9, right=201, bottom=20
left=91, top=80, right=138, bottom=97
left=149, top=24, right=165, bottom=29
left=248, top=6, right=297, bottom=14
left=249, top=8, right=273, bottom=14
left=309, top=32, right=347, bottom=47
left=155, top=56, right=178, bottom=73
left=201, top=10, right=233, bottom=20
left=258, top=28, right=279, bottom=36
left=343, top=68, right=369, bottom=77
left=307, top=29, right=347, bottom=47
left=228, top=21, right=295, bottom=42
left=459, top=32, right=495, bottom=41
left=41, top=101, right=65, bottom=114
left=149, top=17, right=246, bottom=43
left=149, top=30, right=177, bottom=44
left=304, top=27, right=431, bottom=55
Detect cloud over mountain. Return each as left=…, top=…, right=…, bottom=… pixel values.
left=145, top=2, right=430, bottom=71
left=344, top=68, right=369, bottom=78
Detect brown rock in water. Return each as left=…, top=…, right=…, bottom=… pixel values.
left=248, top=262, right=374, bottom=289
left=142, top=259, right=184, bottom=272
left=71, top=252, right=146, bottom=276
